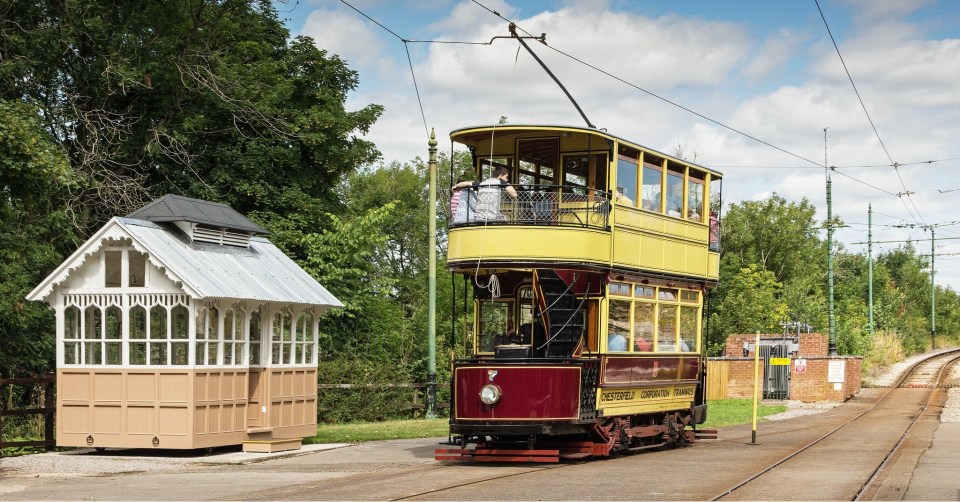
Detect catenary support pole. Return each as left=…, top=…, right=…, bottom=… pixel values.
left=426, top=129, right=437, bottom=418
left=868, top=204, right=874, bottom=337
left=825, top=128, right=837, bottom=356
left=930, top=227, right=936, bottom=350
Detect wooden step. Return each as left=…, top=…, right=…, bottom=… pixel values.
left=242, top=437, right=302, bottom=453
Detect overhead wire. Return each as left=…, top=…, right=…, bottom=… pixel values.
left=814, top=0, right=926, bottom=226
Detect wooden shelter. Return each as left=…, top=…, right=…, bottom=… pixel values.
left=27, top=195, right=342, bottom=450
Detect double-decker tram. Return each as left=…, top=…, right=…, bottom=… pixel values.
left=436, top=124, right=722, bottom=462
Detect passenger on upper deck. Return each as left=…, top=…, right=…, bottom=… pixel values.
left=615, top=186, right=633, bottom=206
left=452, top=166, right=517, bottom=221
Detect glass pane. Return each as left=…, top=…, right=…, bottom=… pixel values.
left=207, top=342, right=218, bottom=365
left=295, top=343, right=303, bottom=364
left=271, top=342, right=281, bottom=364
left=563, top=155, right=588, bottom=193
left=633, top=302, right=654, bottom=352
left=687, top=178, right=704, bottom=221
left=606, top=299, right=631, bottom=352
left=172, top=305, right=189, bottom=339
left=295, top=314, right=306, bottom=343
left=223, top=342, right=232, bottom=365
left=272, top=313, right=282, bottom=341
left=659, top=288, right=678, bottom=301
left=195, top=342, right=205, bottom=365
left=616, top=157, right=637, bottom=206
left=235, top=308, right=245, bottom=340
left=64, top=342, right=80, bottom=364
left=250, top=310, right=261, bottom=342
left=171, top=342, right=188, bottom=365
left=642, top=164, right=662, bottom=211
left=666, top=171, right=683, bottom=217
left=105, top=306, right=122, bottom=339
left=85, top=306, right=102, bottom=339
left=106, top=342, right=121, bottom=365
left=477, top=301, right=511, bottom=353
left=680, top=306, right=698, bottom=352
left=208, top=307, right=219, bottom=340
left=224, top=310, right=234, bottom=341
left=64, top=306, right=80, bottom=339
left=130, top=342, right=147, bottom=365
left=129, top=250, right=146, bottom=287
left=150, top=306, right=167, bottom=339
left=658, top=305, right=678, bottom=351
left=85, top=342, right=102, bottom=364
left=195, top=308, right=207, bottom=341
left=303, top=312, right=314, bottom=342
left=104, top=250, right=122, bottom=287
left=130, top=306, right=147, bottom=339
left=150, top=342, right=168, bottom=365
left=249, top=343, right=260, bottom=365
left=282, top=312, right=292, bottom=341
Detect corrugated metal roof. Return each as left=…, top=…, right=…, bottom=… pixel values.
left=119, top=218, right=341, bottom=307
left=126, top=194, right=268, bottom=234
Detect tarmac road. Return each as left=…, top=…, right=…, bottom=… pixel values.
left=1, top=388, right=958, bottom=501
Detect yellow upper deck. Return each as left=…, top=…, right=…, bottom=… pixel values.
left=447, top=125, right=722, bottom=282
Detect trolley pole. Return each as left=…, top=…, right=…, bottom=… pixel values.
left=426, top=129, right=438, bottom=418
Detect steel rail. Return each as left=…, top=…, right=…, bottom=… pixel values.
left=709, top=348, right=960, bottom=501
left=389, top=462, right=574, bottom=501
left=853, top=352, right=960, bottom=500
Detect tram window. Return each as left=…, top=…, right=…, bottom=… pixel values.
left=634, top=286, right=654, bottom=298
left=518, top=138, right=558, bottom=187
left=616, top=156, right=638, bottom=206
left=679, top=306, right=698, bottom=352
left=518, top=288, right=535, bottom=345
left=641, top=162, right=662, bottom=212
left=666, top=167, right=684, bottom=217
left=658, top=288, right=678, bottom=301
left=479, top=157, right=513, bottom=179
left=687, top=171, right=705, bottom=222
left=477, top=301, right=512, bottom=353
left=609, top=282, right=630, bottom=296
left=562, top=155, right=589, bottom=194
left=658, top=305, right=678, bottom=352
left=607, top=299, right=631, bottom=352
left=633, top=302, right=654, bottom=352
left=680, top=290, right=699, bottom=303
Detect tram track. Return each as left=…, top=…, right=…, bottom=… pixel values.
left=710, top=348, right=960, bottom=501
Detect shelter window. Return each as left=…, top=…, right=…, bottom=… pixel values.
left=64, top=306, right=81, bottom=364
left=518, top=138, right=558, bottom=186
left=84, top=306, right=102, bottom=364
left=149, top=305, right=168, bottom=365
left=665, top=164, right=684, bottom=217
left=606, top=299, right=631, bottom=352
left=295, top=311, right=315, bottom=365
left=641, top=159, right=663, bottom=212
left=130, top=305, right=148, bottom=365
left=104, top=306, right=121, bottom=364
left=687, top=171, right=705, bottom=222
left=249, top=309, right=262, bottom=365
left=477, top=300, right=512, bottom=354
left=615, top=154, right=638, bottom=207
left=171, top=304, right=188, bottom=365
left=195, top=305, right=221, bottom=365
left=271, top=310, right=293, bottom=364
left=129, top=250, right=146, bottom=287
left=105, top=251, right=122, bottom=287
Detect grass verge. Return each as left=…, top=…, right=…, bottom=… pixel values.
left=306, top=399, right=788, bottom=444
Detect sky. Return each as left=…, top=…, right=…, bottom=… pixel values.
left=278, top=0, right=960, bottom=293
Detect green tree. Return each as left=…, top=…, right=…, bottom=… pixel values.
left=707, top=264, right=789, bottom=354
left=0, top=100, right=82, bottom=377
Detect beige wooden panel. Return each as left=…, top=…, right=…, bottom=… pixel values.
left=194, top=407, right=206, bottom=434
left=93, top=405, right=122, bottom=433
left=706, top=360, right=729, bottom=401
left=60, top=372, right=91, bottom=401
left=159, top=407, right=188, bottom=435
left=126, top=373, right=156, bottom=401
left=194, top=373, right=207, bottom=401
left=207, top=372, right=221, bottom=401
left=126, top=406, right=154, bottom=434
left=207, top=405, right=221, bottom=434
left=159, top=373, right=189, bottom=402
left=93, top=373, right=122, bottom=401
left=60, top=405, right=90, bottom=433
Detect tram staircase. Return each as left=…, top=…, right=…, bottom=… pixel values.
left=535, top=270, right=586, bottom=358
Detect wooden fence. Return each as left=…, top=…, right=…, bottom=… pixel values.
left=0, top=375, right=56, bottom=452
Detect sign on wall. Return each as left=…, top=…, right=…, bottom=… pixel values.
left=827, top=360, right=846, bottom=383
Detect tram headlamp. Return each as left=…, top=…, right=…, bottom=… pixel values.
left=479, top=384, right=502, bottom=405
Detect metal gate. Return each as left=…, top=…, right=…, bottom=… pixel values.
left=759, top=343, right=791, bottom=400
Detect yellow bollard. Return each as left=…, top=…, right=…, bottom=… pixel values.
left=751, top=331, right=760, bottom=445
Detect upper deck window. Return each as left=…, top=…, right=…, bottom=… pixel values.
left=641, top=160, right=662, bottom=211
left=518, top=138, right=558, bottom=186
left=687, top=170, right=705, bottom=222
left=666, top=163, right=684, bottom=217
left=609, top=282, right=630, bottom=296
left=616, top=154, right=638, bottom=207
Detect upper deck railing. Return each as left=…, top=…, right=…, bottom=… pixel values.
left=450, top=185, right=611, bottom=230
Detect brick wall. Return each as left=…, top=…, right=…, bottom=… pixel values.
left=711, top=333, right=861, bottom=402
left=723, top=332, right=828, bottom=358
